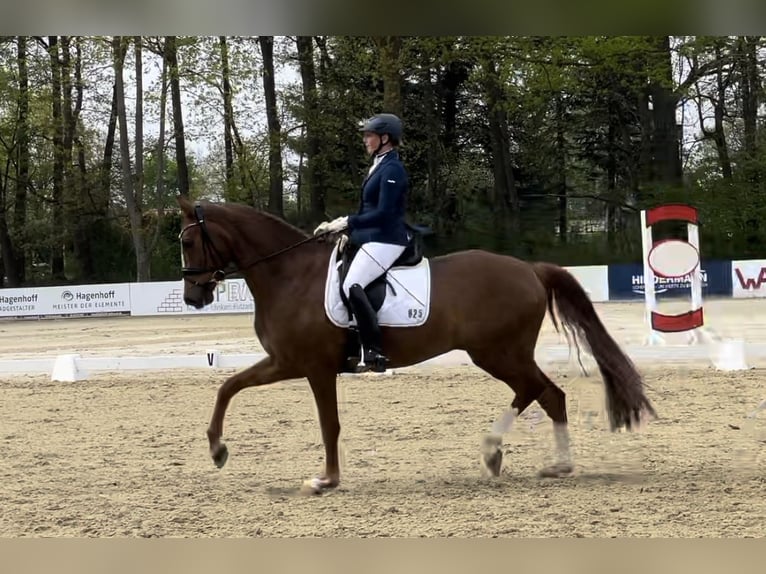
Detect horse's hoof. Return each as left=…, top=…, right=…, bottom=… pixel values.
left=537, top=462, right=574, bottom=478
left=482, top=449, right=503, bottom=477
left=480, top=434, right=503, bottom=477
left=212, top=444, right=229, bottom=469
left=299, top=476, right=338, bottom=496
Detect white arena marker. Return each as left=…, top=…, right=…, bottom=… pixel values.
left=710, top=339, right=749, bottom=371
left=205, top=349, right=219, bottom=368
left=51, top=353, right=88, bottom=382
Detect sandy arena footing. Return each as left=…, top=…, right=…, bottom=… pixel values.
left=1, top=298, right=765, bottom=537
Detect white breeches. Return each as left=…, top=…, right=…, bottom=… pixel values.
left=342, top=242, right=407, bottom=297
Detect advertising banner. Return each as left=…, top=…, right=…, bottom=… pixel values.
left=0, top=283, right=131, bottom=318
left=607, top=260, right=732, bottom=300
left=732, top=259, right=766, bottom=298
left=563, top=265, right=609, bottom=302
left=129, top=279, right=255, bottom=316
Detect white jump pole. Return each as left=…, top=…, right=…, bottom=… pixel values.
left=640, top=209, right=663, bottom=346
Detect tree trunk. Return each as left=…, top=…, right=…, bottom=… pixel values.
left=420, top=59, right=442, bottom=221
left=113, top=36, right=150, bottom=282
left=295, top=129, right=304, bottom=215
left=229, top=117, right=257, bottom=205
left=165, top=36, right=190, bottom=197
left=134, top=37, right=144, bottom=209
left=606, top=100, right=619, bottom=250
left=440, top=60, right=467, bottom=155
left=219, top=36, right=235, bottom=196
left=712, top=40, right=732, bottom=179
left=0, top=236, right=5, bottom=287
left=374, top=36, right=403, bottom=115
left=69, top=37, right=96, bottom=279
left=61, top=36, right=91, bottom=279
left=555, top=94, right=567, bottom=244
left=11, top=35, right=29, bottom=285
left=61, top=37, right=74, bottom=179
left=0, top=212, right=16, bottom=288
left=48, top=36, right=66, bottom=279
left=649, top=36, right=683, bottom=187
left=739, top=36, right=759, bottom=159
left=1, top=156, right=19, bottom=286
left=296, top=36, right=323, bottom=221
left=211, top=40, right=252, bottom=201
left=637, top=86, right=654, bottom=187
left=148, top=52, right=169, bottom=255
left=258, top=36, right=284, bottom=217
left=100, top=83, right=119, bottom=212
left=482, top=56, right=519, bottom=240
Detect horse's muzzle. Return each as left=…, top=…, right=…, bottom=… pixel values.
left=184, top=295, right=205, bottom=309
left=183, top=282, right=216, bottom=309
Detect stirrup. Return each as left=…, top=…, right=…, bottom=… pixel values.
left=341, top=355, right=361, bottom=373
left=363, top=351, right=389, bottom=373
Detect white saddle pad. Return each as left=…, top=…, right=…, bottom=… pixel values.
left=323, top=243, right=431, bottom=328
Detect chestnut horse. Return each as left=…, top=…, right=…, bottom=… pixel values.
left=177, top=196, right=655, bottom=494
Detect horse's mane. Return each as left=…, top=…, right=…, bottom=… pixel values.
left=205, top=200, right=310, bottom=240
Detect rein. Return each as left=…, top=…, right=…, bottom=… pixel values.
left=179, top=202, right=322, bottom=288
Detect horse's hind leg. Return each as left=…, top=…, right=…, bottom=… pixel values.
left=532, top=367, right=574, bottom=478
left=469, top=349, right=573, bottom=478
left=469, top=349, right=540, bottom=477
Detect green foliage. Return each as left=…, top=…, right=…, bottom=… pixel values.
left=2, top=35, right=766, bottom=288
left=148, top=210, right=184, bottom=281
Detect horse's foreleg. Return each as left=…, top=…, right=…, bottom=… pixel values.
left=300, top=370, right=341, bottom=495
left=206, top=356, right=292, bottom=468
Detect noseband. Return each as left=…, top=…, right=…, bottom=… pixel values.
left=179, top=202, right=320, bottom=288
left=178, top=204, right=232, bottom=289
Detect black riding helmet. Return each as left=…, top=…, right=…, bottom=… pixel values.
left=360, top=113, right=403, bottom=145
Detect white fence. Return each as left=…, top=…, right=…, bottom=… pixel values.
left=6, top=258, right=766, bottom=321
left=0, top=264, right=610, bottom=320
left=2, top=261, right=762, bottom=378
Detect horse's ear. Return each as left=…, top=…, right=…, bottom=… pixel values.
left=176, top=194, right=193, bottom=216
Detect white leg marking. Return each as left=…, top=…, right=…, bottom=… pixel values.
left=491, top=407, right=519, bottom=435
left=554, top=422, right=572, bottom=466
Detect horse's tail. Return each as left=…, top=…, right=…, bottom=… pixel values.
left=532, top=261, right=656, bottom=431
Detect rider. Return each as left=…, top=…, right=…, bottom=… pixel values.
left=314, top=112, right=410, bottom=372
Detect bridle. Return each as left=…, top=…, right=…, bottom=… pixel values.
left=178, top=202, right=321, bottom=288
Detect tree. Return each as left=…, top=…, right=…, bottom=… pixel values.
left=258, top=36, right=284, bottom=217
left=374, top=36, right=403, bottom=116
left=296, top=36, right=323, bottom=221
left=0, top=36, right=30, bottom=286
left=113, top=35, right=150, bottom=281
left=47, top=35, right=66, bottom=279
left=219, top=36, right=235, bottom=195
left=165, top=36, right=190, bottom=198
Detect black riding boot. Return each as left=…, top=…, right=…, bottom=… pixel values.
left=347, top=283, right=388, bottom=373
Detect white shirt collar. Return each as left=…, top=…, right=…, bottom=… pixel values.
left=368, top=150, right=391, bottom=174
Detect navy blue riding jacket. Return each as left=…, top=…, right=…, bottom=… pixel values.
left=347, top=150, right=410, bottom=246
